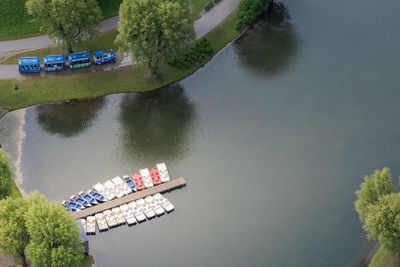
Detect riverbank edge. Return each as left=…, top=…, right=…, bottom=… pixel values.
left=0, top=6, right=250, bottom=112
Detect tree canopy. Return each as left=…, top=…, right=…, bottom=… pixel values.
left=364, top=193, right=400, bottom=252
left=25, top=192, right=83, bottom=267
left=0, top=191, right=84, bottom=267
left=116, top=0, right=195, bottom=76
left=0, top=197, right=29, bottom=266
left=355, top=168, right=395, bottom=222
left=0, top=148, right=12, bottom=199
left=26, top=0, right=102, bottom=53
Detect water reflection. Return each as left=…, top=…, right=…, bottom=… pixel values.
left=36, top=98, right=105, bottom=137
left=118, top=85, right=196, bottom=164
left=235, top=2, right=298, bottom=75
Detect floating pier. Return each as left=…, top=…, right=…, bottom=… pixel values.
left=72, top=177, right=186, bottom=219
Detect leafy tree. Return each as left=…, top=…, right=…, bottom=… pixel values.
left=26, top=0, right=102, bottom=53
left=0, top=198, right=30, bottom=266
left=25, top=192, right=83, bottom=267
left=364, top=193, right=400, bottom=252
left=0, top=148, right=12, bottom=199
left=355, top=168, right=395, bottom=222
left=116, top=0, right=195, bottom=77
left=235, top=0, right=270, bottom=30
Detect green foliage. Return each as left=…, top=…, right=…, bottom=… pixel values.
left=97, top=0, right=123, bottom=18
left=0, top=0, right=41, bottom=41
left=204, top=2, right=214, bottom=11
left=26, top=0, right=102, bottom=53
left=370, top=246, right=400, bottom=267
left=355, top=168, right=395, bottom=222
left=0, top=148, right=13, bottom=199
left=168, top=38, right=213, bottom=68
left=364, top=193, right=400, bottom=252
left=0, top=192, right=84, bottom=267
left=25, top=192, right=83, bottom=267
left=0, top=198, right=30, bottom=266
left=235, top=0, right=269, bottom=30
left=116, top=0, right=195, bottom=76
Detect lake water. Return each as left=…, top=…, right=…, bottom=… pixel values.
left=2, top=0, right=400, bottom=265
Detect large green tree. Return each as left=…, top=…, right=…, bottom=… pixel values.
left=0, top=148, right=12, bottom=199
left=25, top=192, right=83, bottom=267
left=26, top=0, right=102, bottom=53
left=355, top=168, right=395, bottom=222
left=116, top=0, right=195, bottom=77
left=0, top=197, right=30, bottom=266
left=235, top=0, right=270, bottom=30
left=364, top=193, right=400, bottom=252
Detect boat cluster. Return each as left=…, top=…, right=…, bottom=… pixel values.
left=62, top=162, right=170, bottom=212
left=81, top=193, right=174, bottom=235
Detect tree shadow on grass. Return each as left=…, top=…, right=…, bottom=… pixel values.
left=234, top=2, right=299, bottom=76
left=36, top=98, right=105, bottom=138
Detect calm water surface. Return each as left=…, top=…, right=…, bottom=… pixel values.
left=2, top=0, right=400, bottom=265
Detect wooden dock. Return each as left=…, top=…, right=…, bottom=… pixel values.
left=72, top=177, right=186, bottom=219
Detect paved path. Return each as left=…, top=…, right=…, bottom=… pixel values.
left=0, top=0, right=239, bottom=80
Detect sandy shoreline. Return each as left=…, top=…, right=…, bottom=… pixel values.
left=0, top=108, right=28, bottom=198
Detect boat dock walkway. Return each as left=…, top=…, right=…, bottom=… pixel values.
left=72, top=177, right=186, bottom=219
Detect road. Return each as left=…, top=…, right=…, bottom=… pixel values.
left=0, top=0, right=239, bottom=80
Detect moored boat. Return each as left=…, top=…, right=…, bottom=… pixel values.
left=149, top=168, right=162, bottom=185
left=86, top=216, right=96, bottom=235
left=71, top=195, right=91, bottom=207
left=145, top=195, right=164, bottom=216
left=111, top=176, right=132, bottom=196
left=88, top=189, right=107, bottom=203
left=137, top=198, right=155, bottom=219
left=156, top=162, right=170, bottom=183
left=103, top=210, right=118, bottom=228
left=79, top=191, right=98, bottom=205
left=120, top=204, right=137, bottom=226
left=153, top=193, right=174, bottom=213
left=139, top=169, right=154, bottom=188
left=95, top=213, right=109, bottom=232
left=123, top=175, right=137, bottom=192
left=93, top=183, right=115, bottom=201
left=63, top=200, right=84, bottom=210
left=131, top=172, right=145, bottom=190
left=111, top=207, right=126, bottom=225
left=128, top=201, right=146, bottom=222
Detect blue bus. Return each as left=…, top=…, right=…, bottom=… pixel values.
left=93, top=50, right=116, bottom=65
left=18, top=57, right=41, bottom=73
left=68, top=52, right=91, bottom=69
left=44, top=55, right=66, bottom=72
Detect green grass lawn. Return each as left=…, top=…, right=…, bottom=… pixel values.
left=0, top=0, right=41, bottom=41
left=0, top=0, right=212, bottom=41
left=0, top=8, right=239, bottom=110
left=370, top=247, right=400, bottom=267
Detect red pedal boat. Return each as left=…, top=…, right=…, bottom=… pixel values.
left=131, top=172, right=145, bottom=190
left=149, top=167, right=162, bottom=185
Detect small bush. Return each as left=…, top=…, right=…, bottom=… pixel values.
left=204, top=2, right=214, bottom=11
left=214, top=0, right=222, bottom=4
left=235, top=0, right=269, bottom=30
left=168, top=38, right=213, bottom=68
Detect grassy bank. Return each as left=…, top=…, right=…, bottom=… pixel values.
left=0, top=8, right=239, bottom=110
left=0, top=0, right=210, bottom=41
left=370, top=247, right=400, bottom=267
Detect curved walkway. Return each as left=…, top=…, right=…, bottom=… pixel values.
left=0, top=0, right=239, bottom=80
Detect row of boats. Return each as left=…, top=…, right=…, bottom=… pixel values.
left=62, top=162, right=171, bottom=212
left=80, top=193, right=174, bottom=235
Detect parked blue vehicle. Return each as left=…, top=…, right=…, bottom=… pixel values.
left=18, top=57, right=41, bottom=73
left=93, top=50, right=116, bottom=65
left=68, top=51, right=91, bottom=69
left=44, top=55, right=66, bottom=72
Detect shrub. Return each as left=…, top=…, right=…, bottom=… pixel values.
left=168, top=38, right=213, bottom=68
left=235, top=0, right=269, bottom=30
left=204, top=2, right=214, bottom=11
left=214, top=0, right=222, bottom=4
